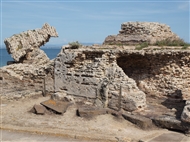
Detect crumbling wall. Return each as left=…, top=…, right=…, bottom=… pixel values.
left=54, top=46, right=146, bottom=111
left=0, top=23, right=58, bottom=100
left=104, top=22, right=180, bottom=45
left=116, top=50, right=190, bottom=100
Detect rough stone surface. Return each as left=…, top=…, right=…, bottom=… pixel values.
left=41, top=99, right=70, bottom=114
left=54, top=46, right=146, bottom=112
left=0, top=23, right=57, bottom=100
left=4, top=23, right=58, bottom=62
left=33, top=104, right=47, bottom=115
left=103, top=22, right=180, bottom=45
left=77, top=106, right=107, bottom=118
left=152, top=115, right=187, bottom=132
left=122, top=112, right=153, bottom=129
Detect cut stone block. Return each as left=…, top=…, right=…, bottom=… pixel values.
left=34, top=104, right=46, bottom=115
left=41, top=99, right=70, bottom=114
left=122, top=112, right=153, bottom=129
left=152, top=115, right=187, bottom=132
left=77, top=106, right=107, bottom=118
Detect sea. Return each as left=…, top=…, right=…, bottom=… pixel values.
left=0, top=43, right=97, bottom=67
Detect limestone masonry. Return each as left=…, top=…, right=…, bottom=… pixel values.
left=104, top=22, right=180, bottom=45
left=1, top=22, right=190, bottom=133
left=4, top=23, right=58, bottom=62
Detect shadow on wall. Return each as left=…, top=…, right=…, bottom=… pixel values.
left=116, top=53, right=186, bottom=97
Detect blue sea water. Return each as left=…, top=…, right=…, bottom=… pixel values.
left=0, top=47, right=62, bottom=67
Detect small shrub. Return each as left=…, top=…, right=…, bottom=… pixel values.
left=68, top=41, right=82, bottom=49
left=135, top=42, right=149, bottom=50
left=154, top=38, right=190, bottom=47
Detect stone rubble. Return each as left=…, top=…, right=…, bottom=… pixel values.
left=103, top=22, right=180, bottom=45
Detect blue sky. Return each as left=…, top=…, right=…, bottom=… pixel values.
left=0, top=0, right=189, bottom=47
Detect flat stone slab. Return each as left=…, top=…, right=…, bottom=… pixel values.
left=149, top=132, right=185, bottom=142
left=41, top=99, right=70, bottom=114
left=122, top=112, right=153, bottom=129
left=34, top=104, right=46, bottom=115
left=77, top=106, right=107, bottom=118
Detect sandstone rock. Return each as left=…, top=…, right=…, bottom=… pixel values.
left=4, top=23, right=58, bottom=62
left=33, top=104, right=47, bottom=115
left=152, top=115, right=187, bottom=132
left=103, top=22, right=180, bottom=45
left=41, top=99, right=70, bottom=114
left=122, top=112, right=153, bottom=129
left=77, top=106, right=107, bottom=118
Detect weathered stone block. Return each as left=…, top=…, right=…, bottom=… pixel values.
left=152, top=115, right=187, bottom=132
left=122, top=112, right=153, bottom=129
left=77, top=106, right=107, bottom=118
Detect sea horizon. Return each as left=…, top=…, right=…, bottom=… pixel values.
left=0, top=42, right=100, bottom=67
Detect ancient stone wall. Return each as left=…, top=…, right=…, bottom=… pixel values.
left=54, top=46, right=146, bottom=111
left=103, top=22, right=180, bottom=45
left=116, top=50, right=190, bottom=100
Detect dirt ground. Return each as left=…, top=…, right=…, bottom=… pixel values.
left=0, top=95, right=178, bottom=142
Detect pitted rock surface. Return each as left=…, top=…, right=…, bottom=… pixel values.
left=103, top=22, right=180, bottom=45
left=4, top=23, right=58, bottom=62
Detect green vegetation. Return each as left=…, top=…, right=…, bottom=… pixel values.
left=135, top=42, right=149, bottom=50
left=68, top=41, right=82, bottom=49
left=135, top=39, right=190, bottom=50
left=154, top=38, right=190, bottom=47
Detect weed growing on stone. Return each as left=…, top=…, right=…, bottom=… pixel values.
left=68, top=41, right=82, bottom=49
left=135, top=42, right=149, bottom=50
left=154, top=38, right=190, bottom=47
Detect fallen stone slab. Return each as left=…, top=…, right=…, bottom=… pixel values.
left=122, top=112, right=153, bottom=129
left=77, top=106, right=107, bottom=118
left=41, top=99, right=70, bottom=114
left=29, top=104, right=46, bottom=115
left=152, top=115, right=188, bottom=132
left=33, top=104, right=47, bottom=115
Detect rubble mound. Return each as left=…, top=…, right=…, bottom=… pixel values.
left=103, top=22, right=180, bottom=45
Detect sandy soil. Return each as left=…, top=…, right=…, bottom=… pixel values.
left=0, top=95, right=170, bottom=142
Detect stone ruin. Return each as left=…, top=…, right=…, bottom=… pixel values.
left=103, top=22, right=180, bottom=45
left=1, top=22, right=190, bottom=133
left=0, top=23, right=58, bottom=99
left=54, top=47, right=146, bottom=111
left=4, top=23, right=58, bottom=62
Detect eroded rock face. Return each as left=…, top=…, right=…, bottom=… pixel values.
left=103, top=22, right=180, bottom=45
left=0, top=23, right=58, bottom=100
left=4, top=23, right=58, bottom=62
left=54, top=46, right=146, bottom=111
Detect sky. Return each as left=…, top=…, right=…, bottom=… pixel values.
left=0, top=0, right=189, bottom=47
